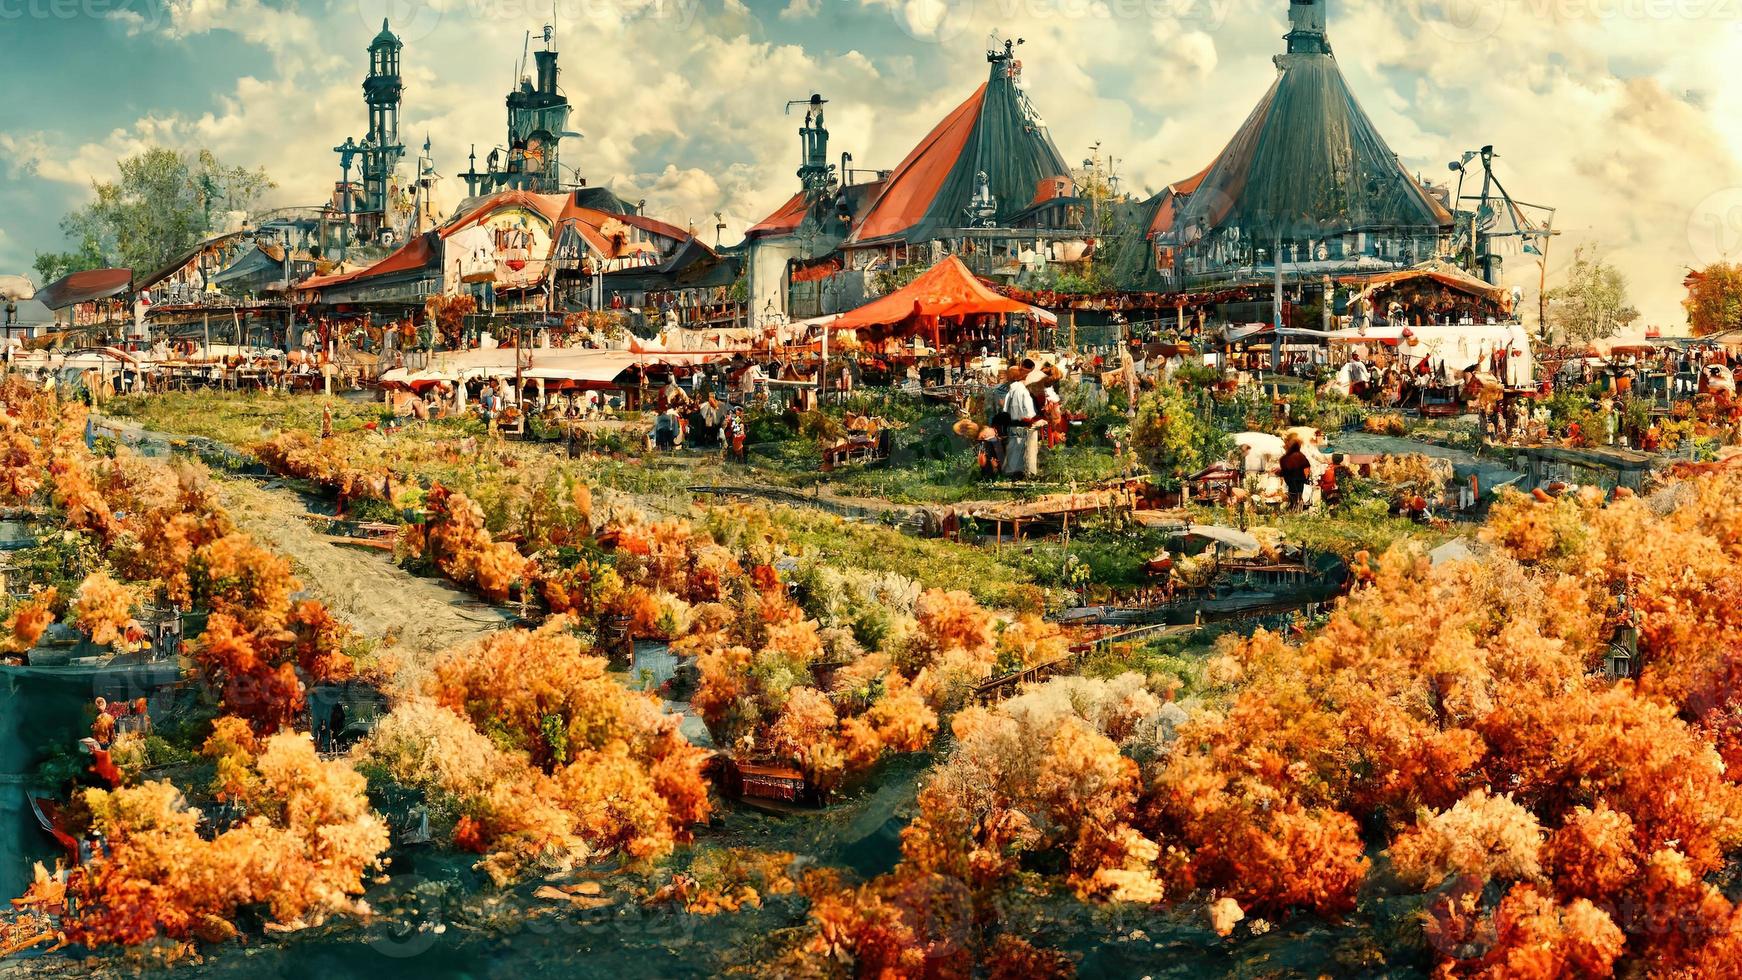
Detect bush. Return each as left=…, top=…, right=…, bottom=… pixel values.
left=1130, top=383, right=1229, bottom=487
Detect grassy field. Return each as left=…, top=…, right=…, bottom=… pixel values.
left=104, top=390, right=1442, bottom=610
left=104, top=390, right=1079, bottom=610
left=108, top=390, right=423, bottom=443
left=107, top=391, right=1118, bottom=506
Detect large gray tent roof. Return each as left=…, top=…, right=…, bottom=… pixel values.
left=1164, top=6, right=1452, bottom=246
left=846, top=48, right=1074, bottom=246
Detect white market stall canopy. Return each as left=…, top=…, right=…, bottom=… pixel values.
left=418, top=346, right=738, bottom=388
left=1325, top=322, right=1536, bottom=388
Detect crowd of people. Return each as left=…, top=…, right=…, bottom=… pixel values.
left=650, top=379, right=749, bottom=461
left=957, top=358, right=1069, bottom=479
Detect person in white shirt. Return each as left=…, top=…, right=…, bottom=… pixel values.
left=739, top=362, right=764, bottom=403
left=1002, top=368, right=1039, bottom=477
left=1338, top=354, right=1371, bottom=398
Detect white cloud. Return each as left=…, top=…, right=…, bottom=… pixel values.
left=1143, top=18, right=1220, bottom=105
left=10, top=0, right=1742, bottom=330
left=109, top=0, right=321, bottom=64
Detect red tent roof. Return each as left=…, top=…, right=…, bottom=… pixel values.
left=301, top=190, right=711, bottom=296
left=299, top=232, right=440, bottom=291
left=829, top=256, right=1029, bottom=337
left=1146, top=165, right=1213, bottom=238
left=747, top=191, right=808, bottom=238
left=846, top=54, right=1073, bottom=247
left=851, top=84, right=987, bottom=243
left=37, top=268, right=132, bottom=310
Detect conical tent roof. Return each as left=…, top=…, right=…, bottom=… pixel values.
left=848, top=53, right=1073, bottom=246
left=829, top=255, right=1029, bottom=338
left=1166, top=30, right=1451, bottom=246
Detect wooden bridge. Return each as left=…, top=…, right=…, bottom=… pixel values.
left=971, top=621, right=1196, bottom=704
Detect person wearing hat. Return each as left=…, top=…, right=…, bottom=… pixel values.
left=1002, top=366, right=1039, bottom=477
left=953, top=414, right=1001, bottom=477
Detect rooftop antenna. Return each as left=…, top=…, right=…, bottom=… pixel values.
left=987, top=33, right=1023, bottom=62
left=519, top=30, right=530, bottom=83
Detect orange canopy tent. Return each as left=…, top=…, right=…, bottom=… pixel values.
left=827, top=256, right=1030, bottom=342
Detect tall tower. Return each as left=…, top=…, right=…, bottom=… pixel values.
left=797, top=94, right=832, bottom=195
left=1284, top=0, right=1330, bottom=55
left=360, top=19, right=406, bottom=215
left=504, top=29, right=571, bottom=193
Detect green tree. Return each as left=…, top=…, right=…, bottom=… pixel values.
left=1130, top=382, right=1227, bottom=487
left=37, top=148, right=274, bottom=279
left=1545, top=246, right=1639, bottom=344
left=1682, top=262, right=1742, bottom=337
left=32, top=237, right=105, bottom=285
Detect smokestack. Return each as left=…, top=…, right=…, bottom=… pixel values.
left=534, top=50, right=558, bottom=95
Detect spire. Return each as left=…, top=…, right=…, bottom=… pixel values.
left=372, top=18, right=400, bottom=50
left=1284, top=0, right=1330, bottom=55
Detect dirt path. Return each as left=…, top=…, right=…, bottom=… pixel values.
left=212, top=476, right=511, bottom=689
left=686, top=481, right=937, bottom=530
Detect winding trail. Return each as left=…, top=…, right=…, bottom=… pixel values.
left=94, top=414, right=513, bottom=686
left=213, top=475, right=512, bottom=689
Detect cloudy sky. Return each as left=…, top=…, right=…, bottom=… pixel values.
left=3, top=0, right=1741, bottom=328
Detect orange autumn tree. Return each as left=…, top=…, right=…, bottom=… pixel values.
left=0, top=401, right=48, bottom=503
left=1150, top=514, right=1742, bottom=969
left=430, top=619, right=710, bottom=869
left=683, top=583, right=942, bottom=789
left=49, top=441, right=117, bottom=543
left=1482, top=477, right=1742, bottom=764
left=901, top=674, right=1168, bottom=908
left=253, top=430, right=395, bottom=507
left=0, top=587, right=57, bottom=658
left=186, top=535, right=355, bottom=733
left=65, top=725, right=388, bottom=948
left=188, top=534, right=299, bottom=631
left=356, top=697, right=587, bottom=885
left=70, top=571, right=144, bottom=653
left=1683, top=261, right=1742, bottom=337
left=105, top=459, right=235, bottom=608
left=848, top=472, right=1742, bottom=977
left=400, top=485, right=532, bottom=603
left=795, top=677, right=1153, bottom=975
left=804, top=871, right=977, bottom=978
left=193, top=600, right=356, bottom=735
